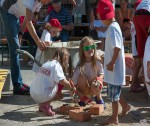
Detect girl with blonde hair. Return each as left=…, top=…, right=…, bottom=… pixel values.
left=72, top=37, right=105, bottom=107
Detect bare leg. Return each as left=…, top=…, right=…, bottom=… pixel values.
left=102, top=101, right=119, bottom=125
left=77, top=73, right=90, bottom=97
left=131, top=57, right=141, bottom=88
left=119, top=94, right=131, bottom=116
left=131, top=57, right=145, bottom=92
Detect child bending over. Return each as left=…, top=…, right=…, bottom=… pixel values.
left=30, top=48, right=76, bottom=116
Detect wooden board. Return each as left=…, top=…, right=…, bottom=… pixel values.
left=0, top=69, right=9, bottom=99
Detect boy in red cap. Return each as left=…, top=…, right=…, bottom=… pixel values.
left=97, top=0, right=130, bottom=125
left=33, top=19, right=62, bottom=72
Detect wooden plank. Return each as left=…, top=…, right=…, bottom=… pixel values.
left=0, top=69, right=9, bottom=99
left=0, top=81, right=5, bottom=91
left=0, top=69, right=9, bottom=72
left=0, top=72, right=8, bottom=75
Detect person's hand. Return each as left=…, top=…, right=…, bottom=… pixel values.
left=69, top=79, right=76, bottom=97
left=106, top=61, right=115, bottom=71
left=44, top=41, right=52, bottom=46
left=70, top=87, right=76, bottom=97
left=36, top=40, right=47, bottom=51
left=94, top=26, right=102, bottom=31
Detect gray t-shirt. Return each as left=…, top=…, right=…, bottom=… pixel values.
left=72, top=60, right=104, bottom=85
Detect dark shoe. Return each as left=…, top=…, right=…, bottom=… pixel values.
left=22, top=83, right=30, bottom=90
left=130, top=85, right=145, bottom=93
left=78, top=96, right=92, bottom=106
left=78, top=101, right=86, bottom=107
left=13, top=85, right=30, bottom=95
left=95, top=97, right=106, bottom=109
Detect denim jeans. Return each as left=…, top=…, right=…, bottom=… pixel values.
left=0, top=12, right=22, bottom=86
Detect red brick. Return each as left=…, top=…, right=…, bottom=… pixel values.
left=69, top=109, right=91, bottom=122
left=89, top=104, right=104, bottom=115
left=59, top=104, right=83, bottom=115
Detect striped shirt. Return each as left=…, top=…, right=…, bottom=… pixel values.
left=47, top=7, right=73, bottom=31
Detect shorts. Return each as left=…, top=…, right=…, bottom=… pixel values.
left=107, top=84, right=121, bottom=102
left=133, top=10, right=150, bottom=58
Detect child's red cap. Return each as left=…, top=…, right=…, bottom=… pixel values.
left=49, top=19, right=62, bottom=31
left=97, top=0, right=115, bottom=20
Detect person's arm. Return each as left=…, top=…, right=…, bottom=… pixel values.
left=62, top=22, right=74, bottom=31
left=59, top=79, right=76, bottom=96
left=106, top=47, right=121, bottom=71
left=21, top=8, right=46, bottom=51
left=147, top=61, right=150, bottom=80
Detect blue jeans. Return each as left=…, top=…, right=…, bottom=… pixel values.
left=52, top=32, right=69, bottom=42
left=0, top=12, right=22, bottom=86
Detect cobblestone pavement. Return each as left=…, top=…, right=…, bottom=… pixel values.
left=0, top=58, right=150, bottom=126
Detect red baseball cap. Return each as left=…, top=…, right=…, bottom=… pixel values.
left=49, top=19, right=62, bottom=31
left=97, top=0, right=115, bottom=20
left=134, top=0, right=142, bottom=10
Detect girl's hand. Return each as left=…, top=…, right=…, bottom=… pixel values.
left=69, top=79, right=76, bottom=96
left=70, top=87, right=76, bottom=97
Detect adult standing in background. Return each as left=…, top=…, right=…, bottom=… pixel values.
left=115, top=0, right=133, bottom=40
left=0, top=0, right=51, bottom=95
left=133, top=0, right=150, bottom=59
left=47, top=0, right=74, bottom=42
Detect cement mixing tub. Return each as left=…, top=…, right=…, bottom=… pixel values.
left=44, top=41, right=80, bottom=68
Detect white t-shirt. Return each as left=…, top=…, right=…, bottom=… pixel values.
left=130, top=22, right=138, bottom=57
left=32, top=29, right=52, bottom=73
left=72, top=60, right=104, bottom=85
left=136, top=0, right=150, bottom=12
left=30, top=60, right=66, bottom=103
left=104, top=22, right=125, bottom=86
left=94, top=20, right=106, bottom=38
left=143, top=36, right=150, bottom=96
left=0, top=0, right=42, bottom=18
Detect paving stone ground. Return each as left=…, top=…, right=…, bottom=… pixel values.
left=0, top=56, right=150, bottom=126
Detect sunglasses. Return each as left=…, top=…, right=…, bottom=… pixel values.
left=83, top=44, right=97, bottom=51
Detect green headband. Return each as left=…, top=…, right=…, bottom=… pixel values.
left=83, top=44, right=97, bottom=51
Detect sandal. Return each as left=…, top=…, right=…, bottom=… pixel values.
left=39, top=103, right=55, bottom=116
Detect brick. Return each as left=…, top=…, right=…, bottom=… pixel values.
left=69, top=109, right=91, bottom=122
left=59, top=104, right=83, bottom=115
left=89, top=104, right=104, bottom=115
